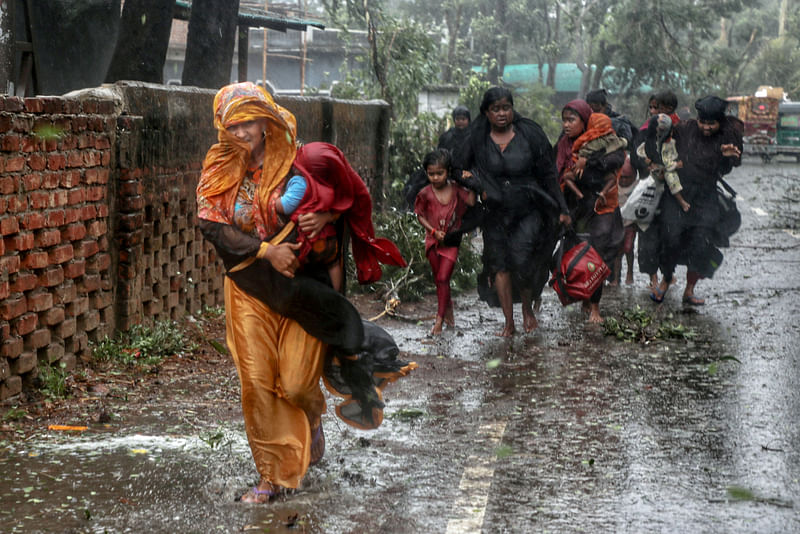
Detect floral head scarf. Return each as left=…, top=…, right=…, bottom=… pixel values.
left=197, top=82, right=298, bottom=222
left=571, top=112, right=615, bottom=155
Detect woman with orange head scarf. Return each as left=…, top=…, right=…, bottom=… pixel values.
left=555, top=101, right=625, bottom=323
left=197, top=82, right=415, bottom=503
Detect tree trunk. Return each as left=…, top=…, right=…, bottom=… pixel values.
left=105, top=0, right=173, bottom=84
left=778, top=0, right=788, bottom=37
left=182, top=0, right=240, bottom=89
left=442, top=4, right=462, bottom=84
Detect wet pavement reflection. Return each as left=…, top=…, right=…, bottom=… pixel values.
left=1, top=162, right=799, bottom=533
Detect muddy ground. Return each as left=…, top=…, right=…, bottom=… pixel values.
left=1, top=160, right=799, bottom=533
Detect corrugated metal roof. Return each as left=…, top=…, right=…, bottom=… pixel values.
left=173, top=0, right=325, bottom=32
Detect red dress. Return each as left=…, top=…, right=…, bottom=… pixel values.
left=414, top=183, right=472, bottom=262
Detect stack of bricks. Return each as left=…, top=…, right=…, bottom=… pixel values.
left=0, top=95, right=114, bottom=400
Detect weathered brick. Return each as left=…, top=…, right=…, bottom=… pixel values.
left=0, top=175, right=14, bottom=194
left=41, top=172, right=60, bottom=189
left=86, top=186, right=105, bottom=202
left=56, top=351, right=75, bottom=371
left=27, top=153, right=46, bottom=171
left=28, top=190, right=49, bottom=209
left=44, top=209, right=66, bottom=227
left=61, top=170, right=81, bottom=187
left=40, top=305, right=65, bottom=326
left=21, top=172, right=42, bottom=191
left=23, top=250, right=48, bottom=269
left=38, top=265, right=64, bottom=287
left=20, top=211, right=45, bottom=230
left=64, top=207, right=82, bottom=224
left=0, top=215, right=19, bottom=235
left=86, top=253, right=110, bottom=273
left=52, top=280, right=77, bottom=305
left=49, top=243, right=74, bottom=264
left=78, top=309, right=100, bottom=332
left=81, top=205, right=97, bottom=220
left=24, top=328, right=51, bottom=350
left=63, top=258, right=86, bottom=279
left=0, top=294, right=26, bottom=321
left=12, top=312, right=37, bottom=336
left=1, top=336, right=23, bottom=358
left=0, top=254, right=21, bottom=275
left=77, top=273, right=100, bottom=293
left=75, top=239, right=99, bottom=258
left=10, top=351, right=37, bottom=374
left=6, top=194, right=27, bottom=213
left=119, top=213, right=143, bottom=231
left=26, top=290, right=53, bottom=312
left=119, top=180, right=144, bottom=196
left=66, top=296, right=89, bottom=317
left=10, top=272, right=37, bottom=293
left=47, top=153, right=66, bottom=170
left=4, top=155, right=25, bottom=172
left=86, top=220, right=107, bottom=237
left=4, top=232, right=34, bottom=251
left=96, top=204, right=109, bottom=218
left=55, top=317, right=76, bottom=339
left=0, top=357, right=8, bottom=380
left=0, top=376, right=22, bottom=401
left=23, top=98, right=44, bottom=113
left=40, top=341, right=65, bottom=364
left=91, top=290, right=113, bottom=310
left=119, top=194, right=145, bottom=213
left=66, top=188, right=85, bottom=205
left=0, top=280, right=7, bottom=300
left=35, top=228, right=61, bottom=248
left=1, top=134, right=21, bottom=151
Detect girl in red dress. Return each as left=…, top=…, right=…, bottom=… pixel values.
left=414, top=149, right=476, bottom=335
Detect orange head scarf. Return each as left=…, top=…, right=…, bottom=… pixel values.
left=196, top=82, right=298, bottom=222
left=571, top=112, right=615, bottom=156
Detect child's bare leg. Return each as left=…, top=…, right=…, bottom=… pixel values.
left=609, top=255, right=621, bottom=287
left=625, top=251, right=634, bottom=285
left=675, top=192, right=691, bottom=212
left=444, top=303, right=454, bottom=327
left=328, top=262, right=344, bottom=293
left=431, top=316, right=443, bottom=336
left=565, top=179, right=584, bottom=199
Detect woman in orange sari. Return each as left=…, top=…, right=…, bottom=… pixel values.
left=197, top=82, right=415, bottom=503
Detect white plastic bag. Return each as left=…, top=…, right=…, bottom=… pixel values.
left=620, top=176, right=664, bottom=230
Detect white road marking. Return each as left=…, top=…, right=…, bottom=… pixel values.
left=751, top=207, right=768, bottom=216
left=445, top=420, right=508, bottom=533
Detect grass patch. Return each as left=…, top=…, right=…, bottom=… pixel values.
left=91, top=320, right=194, bottom=367
left=37, top=361, right=69, bottom=400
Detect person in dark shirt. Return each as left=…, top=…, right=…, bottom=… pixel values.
left=461, top=87, right=570, bottom=336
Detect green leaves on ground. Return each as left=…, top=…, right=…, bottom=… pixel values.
left=603, top=306, right=696, bottom=343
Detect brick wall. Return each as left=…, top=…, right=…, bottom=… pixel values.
left=0, top=95, right=115, bottom=400
left=0, top=81, right=391, bottom=402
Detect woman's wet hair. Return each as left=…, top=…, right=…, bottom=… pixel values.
left=479, top=87, right=514, bottom=114
left=423, top=148, right=452, bottom=172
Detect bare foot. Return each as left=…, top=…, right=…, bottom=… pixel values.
left=240, top=480, right=279, bottom=504
left=496, top=324, right=515, bottom=337
left=310, top=423, right=325, bottom=466
left=649, top=275, right=659, bottom=292
left=608, top=279, right=619, bottom=287
left=588, top=303, right=603, bottom=323
left=444, top=306, right=455, bottom=327
left=430, top=318, right=443, bottom=336
left=523, top=313, right=538, bottom=333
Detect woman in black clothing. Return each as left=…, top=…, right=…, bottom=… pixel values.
left=555, top=99, right=626, bottom=323
left=652, top=95, right=743, bottom=305
left=460, top=87, right=571, bottom=336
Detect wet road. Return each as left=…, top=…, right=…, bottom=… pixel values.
left=1, top=161, right=799, bottom=533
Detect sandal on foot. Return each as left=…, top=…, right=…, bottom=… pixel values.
left=310, top=423, right=325, bottom=466
left=239, top=485, right=279, bottom=504
left=682, top=295, right=705, bottom=306
left=649, top=287, right=666, bottom=303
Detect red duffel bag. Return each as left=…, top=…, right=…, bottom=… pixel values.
left=549, top=234, right=610, bottom=306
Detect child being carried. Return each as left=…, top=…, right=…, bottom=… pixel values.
left=637, top=113, right=690, bottom=212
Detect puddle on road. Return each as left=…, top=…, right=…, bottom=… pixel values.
left=2, top=163, right=798, bottom=532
